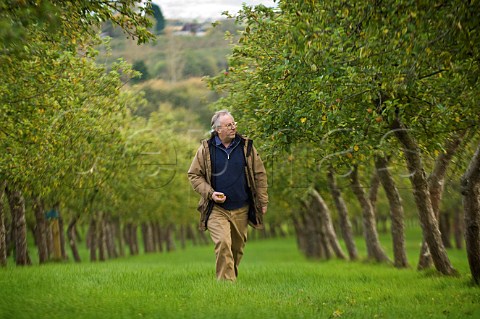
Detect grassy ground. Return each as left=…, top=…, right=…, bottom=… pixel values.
left=0, top=228, right=479, bottom=319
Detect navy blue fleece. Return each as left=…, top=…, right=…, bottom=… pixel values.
left=213, top=136, right=249, bottom=210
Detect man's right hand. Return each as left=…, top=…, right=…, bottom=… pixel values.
left=212, top=191, right=226, bottom=203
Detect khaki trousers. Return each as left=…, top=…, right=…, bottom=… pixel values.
left=208, top=204, right=249, bottom=281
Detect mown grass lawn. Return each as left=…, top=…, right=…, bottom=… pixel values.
left=0, top=228, right=479, bottom=319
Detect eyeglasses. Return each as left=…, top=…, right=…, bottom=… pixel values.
left=221, top=122, right=237, bottom=130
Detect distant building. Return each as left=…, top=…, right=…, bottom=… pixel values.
left=174, top=22, right=207, bottom=36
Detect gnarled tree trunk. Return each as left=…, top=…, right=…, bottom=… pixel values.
left=88, top=215, right=97, bottom=262
left=419, top=133, right=464, bottom=269
left=310, top=188, right=346, bottom=259
left=67, top=214, right=81, bottom=262
left=6, top=186, right=31, bottom=266
left=33, top=197, right=49, bottom=264
left=392, top=118, right=456, bottom=275
left=327, top=168, right=358, bottom=260
left=375, top=156, right=409, bottom=268
left=461, top=141, right=480, bottom=285
left=350, top=165, right=390, bottom=263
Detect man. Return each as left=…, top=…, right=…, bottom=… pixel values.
left=187, top=110, right=268, bottom=281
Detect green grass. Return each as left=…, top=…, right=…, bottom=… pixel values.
left=0, top=229, right=479, bottom=319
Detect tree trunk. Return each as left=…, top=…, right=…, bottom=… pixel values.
left=88, top=215, right=97, bottom=262
left=105, top=219, right=117, bottom=259
left=125, top=223, right=139, bottom=255
left=46, top=219, right=53, bottom=259
left=142, top=222, right=155, bottom=253
left=310, top=188, right=346, bottom=259
left=6, top=218, right=14, bottom=257
left=375, top=156, right=409, bottom=268
left=0, top=180, right=7, bottom=267
left=165, top=224, right=176, bottom=252
left=439, top=212, right=452, bottom=249
left=114, top=219, right=125, bottom=257
left=67, top=215, right=81, bottom=262
left=33, top=197, right=49, bottom=264
left=461, top=141, right=480, bottom=285
left=132, top=223, right=139, bottom=255
left=98, top=214, right=107, bottom=262
left=369, top=171, right=381, bottom=211
left=6, top=186, right=31, bottom=266
left=350, top=165, right=390, bottom=263
left=392, top=118, right=457, bottom=275
left=327, top=168, right=358, bottom=260
left=124, top=223, right=133, bottom=255
left=419, top=133, right=464, bottom=269
left=153, top=222, right=164, bottom=252
left=302, top=199, right=329, bottom=259
left=57, top=207, right=68, bottom=261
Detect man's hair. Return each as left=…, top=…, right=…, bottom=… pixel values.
left=210, top=109, right=233, bottom=129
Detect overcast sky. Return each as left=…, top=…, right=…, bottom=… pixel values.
left=152, top=0, right=277, bottom=20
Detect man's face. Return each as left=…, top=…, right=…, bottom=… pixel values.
left=216, top=114, right=237, bottom=142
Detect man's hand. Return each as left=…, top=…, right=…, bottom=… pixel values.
left=262, top=206, right=267, bottom=215
left=212, top=191, right=226, bottom=203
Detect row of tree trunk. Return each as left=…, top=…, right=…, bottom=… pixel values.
left=293, top=124, right=480, bottom=284
left=0, top=180, right=291, bottom=267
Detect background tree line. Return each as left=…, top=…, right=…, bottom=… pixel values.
left=0, top=0, right=214, bottom=267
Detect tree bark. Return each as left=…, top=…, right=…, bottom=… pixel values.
left=114, top=219, right=125, bottom=257
left=165, top=224, right=176, bottom=252
left=419, top=133, right=464, bottom=269
left=125, top=223, right=139, bottom=255
left=375, top=156, right=409, bottom=268
left=369, top=171, right=381, bottom=212
left=142, top=222, right=155, bottom=253
left=0, top=180, right=7, bottom=267
left=439, top=212, right=452, bottom=249
left=33, top=197, right=49, bottom=264
left=310, top=188, right=346, bottom=259
left=98, top=214, right=108, bottom=261
left=88, top=215, right=97, bottom=262
left=105, top=219, right=117, bottom=259
left=327, top=168, right=358, bottom=260
left=5, top=186, right=31, bottom=266
left=461, top=141, right=480, bottom=285
left=153, top=222, right=164, bottom=252
left=304, top=199, right=330, bottom=259
left=57, top=206, right=68, bottom=261
left=392, top=118, right=457, bottom=275
left=67, top=215, right=81, bottom=262
left=350, top=165, right=390, bottom=263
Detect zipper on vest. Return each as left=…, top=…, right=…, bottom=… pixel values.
left=218, top=140, right=240, bottom=160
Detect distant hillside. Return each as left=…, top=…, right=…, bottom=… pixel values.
left=102, top=18, right=243, bottom=82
